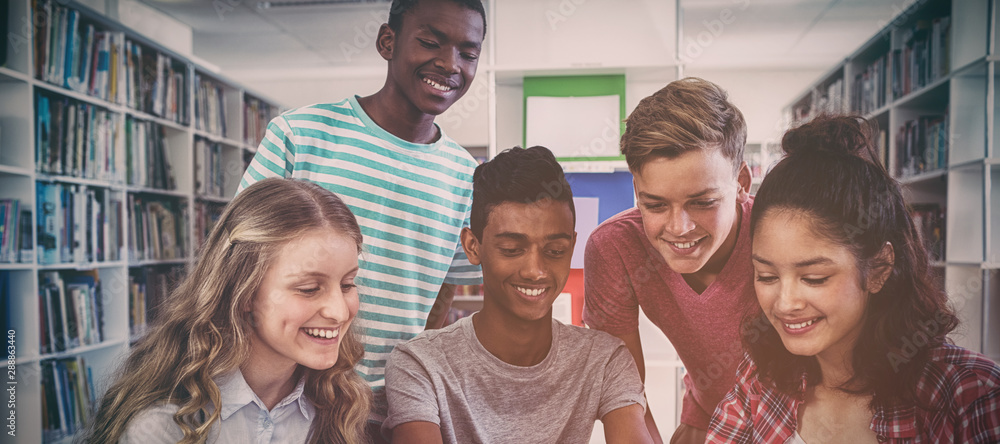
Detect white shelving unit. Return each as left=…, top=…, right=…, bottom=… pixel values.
left=785, top=0, right=999, bottom=363
left=0, top=0, right=281, bottom=441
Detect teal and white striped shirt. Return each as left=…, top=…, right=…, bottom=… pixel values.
left=239, top=96, right=482, bottom=421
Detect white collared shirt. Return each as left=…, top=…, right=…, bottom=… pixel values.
left=120, top=368, right=316, bottom=444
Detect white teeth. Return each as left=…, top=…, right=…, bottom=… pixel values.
left=670, top=239, right=698, bottom=249
left=305, top=328, right=340, bottom=339
left=423, top=78, right=453, bottom=91
left=785, top=319, right=817, bottom=329
left=515, top=286, right=545, bottom=297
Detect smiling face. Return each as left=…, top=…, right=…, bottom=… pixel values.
left=379, top=0, right=484, bottom=118
left=752, top=209, right=873, bottom=363
left=463, top=199, right=576, bottom=324
left=249, top=228, right=360, bottom=372
left=633, top=148, right=750, bottom=279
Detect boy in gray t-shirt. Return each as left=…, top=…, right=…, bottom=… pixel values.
left=383, top=146, right=651, bottom=444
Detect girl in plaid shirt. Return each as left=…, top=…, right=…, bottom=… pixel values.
left=707, top=115, right=1000, bottom=443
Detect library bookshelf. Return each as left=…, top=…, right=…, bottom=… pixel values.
left=0, top=0, right=281, bottom=441
left=785, top=0, right=999, bottom=363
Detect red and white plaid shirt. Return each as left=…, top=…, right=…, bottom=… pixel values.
left=707, top=344, right=1000, bottom=443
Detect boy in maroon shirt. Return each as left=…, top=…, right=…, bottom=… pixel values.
left=583, top=77, right=755, bottom=444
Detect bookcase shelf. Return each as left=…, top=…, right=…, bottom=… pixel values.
left=785, top=0, right=998, bottom=362
left=0, top=0, right=283, bottom=441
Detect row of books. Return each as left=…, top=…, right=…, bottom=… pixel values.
left=194, top=137, right=226, bottom=198
left=893, top=16, right=950, bottom=100
left=195, top=75, right=228, bottom=137
left=127, top=194, right=188, bottom=262
left=910, top=203, right=945, bottom=262
left=36, top=92, right=124, bottom=182
left=33, top=0, right=189, bottom=123
left=796, top=13, right=951, bottom=122
left=129, top=265, right=184, bottom=339
left=126, top=117, right=176, bottom=190
left=851, top=52, right=891, bottom=116
left=895, top=114, right=948, bottom=178
left=36, top=183, right=124, bottom=265
left=791, top=78, right=843, bottom=124
left=0, top=199, right=32, bottom=263
left=38, top=270, right=104, bottom=354
left=41, top=356, right=96, bottom=442
left=194, top=200, right=226, bottom=251
left=245, top=96, right=279, bottom=146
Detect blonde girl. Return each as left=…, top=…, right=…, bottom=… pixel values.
left=84, top=177, right=371, bottom=444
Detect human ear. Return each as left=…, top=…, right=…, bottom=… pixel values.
left=460, top=227, right=482, bottom=266
left=736, top=161, right=751, bottom=203
left=867, top=241, right=895, bottom=293
left=376, top=23, right=394, bottom=60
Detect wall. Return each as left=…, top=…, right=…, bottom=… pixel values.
left=683, top=68, right=827, bottom=144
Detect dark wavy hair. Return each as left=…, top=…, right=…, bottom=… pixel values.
left=470, top=146, right=575, bottom=241
left=743, top=115, right=958, bottom=410
left=388, top=0, right=487, bottom=37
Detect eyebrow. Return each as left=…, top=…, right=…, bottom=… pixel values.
left=420, top=24, right=483, bottom=50
left=638, top=188, right=720, bottom=201
left=287, top=266, right=359, bottom=279
left=752, top=255, right=834, bottom=268
left=493, top=232, right=573, bottom=241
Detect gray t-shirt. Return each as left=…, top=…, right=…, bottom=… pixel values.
left=383, top=315, right=646, bottom=443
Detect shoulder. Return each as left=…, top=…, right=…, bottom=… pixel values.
left=271, top=99, right=357, bottom=127
left=392, top=317, right=469, bottom=359
left=432, top=131, right=480, bottom=172
left=589, top=208, right=645, bottom=246
left=556, top=321, right=630, bottom=359
left=919, top=344, right=1000, bottom=411
left=120, top=403, right=184, bottom=443
left=559, top=321, right=624, bottom=345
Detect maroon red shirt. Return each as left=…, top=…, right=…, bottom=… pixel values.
left=583, top=199, right=756, bottom=429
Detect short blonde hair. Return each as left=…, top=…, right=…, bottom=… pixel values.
left=621, top=77, right=747, bottom=173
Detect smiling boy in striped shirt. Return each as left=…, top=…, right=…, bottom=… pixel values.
left=238, top=0, right=487, bottom=436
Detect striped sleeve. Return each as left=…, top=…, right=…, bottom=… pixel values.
left=237, top=116, right=296, bottom=194
left=443, top=208, right=481, bottom=285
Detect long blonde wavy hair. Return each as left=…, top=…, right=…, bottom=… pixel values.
left=83, top=178, right=372, bottom=444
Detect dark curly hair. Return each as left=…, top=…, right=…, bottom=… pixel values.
left=470, top=146, right=575, bottom=241
left=388, top=0, right=486, bottom=37
left=744, top=115, right=958, bottom=410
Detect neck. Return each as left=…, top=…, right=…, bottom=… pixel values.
left=357, top=89, right=439, bottom=144
left=815, top=347, right=856, bottom=390
left=240, top=358, right=301, bottom=411
left=471, top=309, right=553, bottom=367
left=683, top=202, right=742, bottom=293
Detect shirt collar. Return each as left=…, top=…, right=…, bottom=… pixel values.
left=796, top=371, right=918, bottom=440
left=215, top=368, right=315, bottom=421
